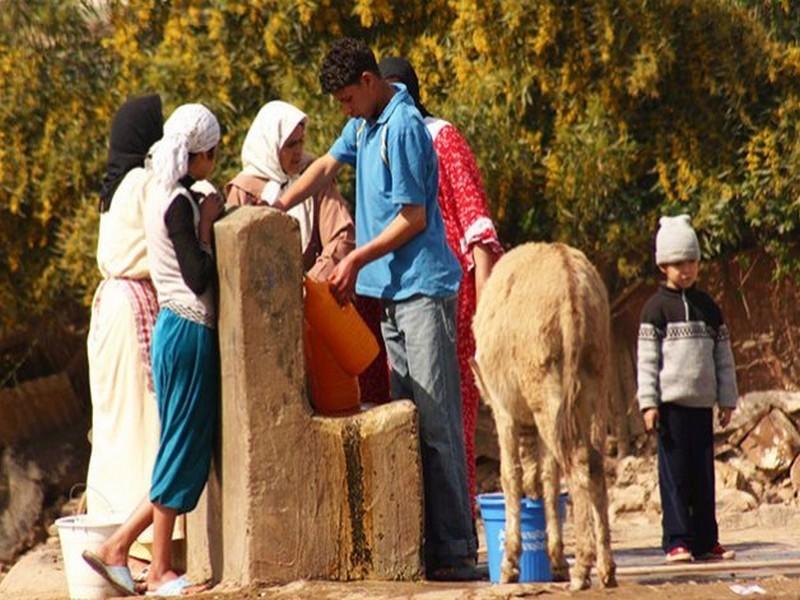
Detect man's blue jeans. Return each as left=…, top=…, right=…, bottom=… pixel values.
left=381, top=294, right=477, bottom=567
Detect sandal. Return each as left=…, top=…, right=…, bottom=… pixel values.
left=81, top=550, right=136, bottom=596
left=146, top=574, right=191, bottom=596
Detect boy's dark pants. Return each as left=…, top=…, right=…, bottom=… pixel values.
left=657, top=403, right=718, bottom=555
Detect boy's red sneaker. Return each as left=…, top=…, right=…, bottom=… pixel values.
left=696, top=543, right=735, bottom=561
left=665, top=545, right=692, bottom=563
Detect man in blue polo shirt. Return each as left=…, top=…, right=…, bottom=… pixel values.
left=276, top=37, right=479, bottom=581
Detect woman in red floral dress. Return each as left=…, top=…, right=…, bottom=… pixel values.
left=380, top=58, right=504, bottom=513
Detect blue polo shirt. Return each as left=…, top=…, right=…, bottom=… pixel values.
left=329, top=84, right=461, bottom=300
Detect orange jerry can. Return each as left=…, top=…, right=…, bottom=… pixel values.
left=303, top=319, right=360, bottom=415
left=303, top=276, right=379, bottom=376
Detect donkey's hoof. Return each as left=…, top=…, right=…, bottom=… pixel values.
left=599, top=565, right=617, bottom=588
left=600, top=573, right=618, bottom=588
left=551, top=560, right=570, bottom=582
left=500, top=559, right=519, bottom=584
left=569, top=573, right=591, bottom=591
left=597, top=558, right=617, bottom=588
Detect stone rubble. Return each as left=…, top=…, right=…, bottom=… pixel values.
left=475, top=391, right=800, bottom=517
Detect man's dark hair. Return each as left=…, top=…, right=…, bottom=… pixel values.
left=320, top=37, right=380, bottom=94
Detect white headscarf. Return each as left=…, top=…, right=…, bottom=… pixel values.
left=241, top=101, right=314, bottom=249
left=241, top=100, right=307, bottom=204
left=149, top=103, right=220, bottom=191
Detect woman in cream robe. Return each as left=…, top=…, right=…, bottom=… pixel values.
left=86, top=95, right=183, bottom=562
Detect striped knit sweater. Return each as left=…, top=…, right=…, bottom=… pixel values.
left=636, top=284, right=738, bottom=411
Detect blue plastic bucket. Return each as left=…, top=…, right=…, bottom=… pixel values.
left=478, top=492, right=568, bottom=583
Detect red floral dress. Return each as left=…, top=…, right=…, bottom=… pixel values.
left=426, top=118, right=504, bottom=512
left=355, top=295, right=390, bottom=404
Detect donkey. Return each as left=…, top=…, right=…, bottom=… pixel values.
left=471, top=242, right=616, bottom=590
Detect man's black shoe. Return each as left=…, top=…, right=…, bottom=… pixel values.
left=427, top=559, right=489, bottom=582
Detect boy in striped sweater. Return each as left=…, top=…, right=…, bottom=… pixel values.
left=637, top=214, right=738, bottom=564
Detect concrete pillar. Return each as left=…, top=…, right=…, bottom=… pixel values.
left=187, top=207, right=423, bottom=585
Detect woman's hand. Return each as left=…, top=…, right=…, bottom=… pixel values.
left=473, top=242, right=498, bottom=304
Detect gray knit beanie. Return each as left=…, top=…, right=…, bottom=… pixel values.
left=655, top=214, right=700, bottom=265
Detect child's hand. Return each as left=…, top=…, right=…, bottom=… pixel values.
left=199, top=192, right=225, bottom=223
left=198, top=193, right=225, bottom=245
left=643, top=408, right=659, bottom=433
left=718, top=407, right=734, bottom=428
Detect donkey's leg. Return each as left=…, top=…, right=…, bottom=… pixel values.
left=588, top=427, right=617, bottom=587
left=520, top=423, right=567, bottom=580
left=567, top=443, right=594, bottom=591
left=496, top=409, right=523, bottom=583
left=533, top=371, right=571, bottom=583
left=519, top=423, right=542, bottom=500
left=541, top=451, right=569, bottom=581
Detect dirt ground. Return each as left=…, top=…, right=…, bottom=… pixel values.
left=192, top=578, right=800, bottom=599
left=185, top=508, right=800, bottom=600
left=4, top=504, right=800, bottom=600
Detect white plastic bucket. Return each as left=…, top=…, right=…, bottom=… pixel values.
left=55, top=514, right=125, bottom=600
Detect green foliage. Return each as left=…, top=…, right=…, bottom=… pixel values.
left=734, top=0, right=800, bottom=43
left=4, top=0, right=800, bottom=338
left=0, top=2, right=111, bottom=333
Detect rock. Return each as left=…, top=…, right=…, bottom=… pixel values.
left=724, top=456, right=767, bottom=500
left=724, top=392, right=800, bottom=444
left=741, top=391, right=800, bottom=415
left=629, top=455, right=658, bottom=496
left=611, top=484, right=648, bottom=514
left=615, top=456, right=647, bottom=487
left=717, top=508, right=758, bottom=531
left=766, top=484, right=788, bottom=503
left=715, top=460, right=747, bottom=495
left=714, top=442, right=736, bottom=459
left=749, top=479, right=765, bottom=501
left=784, top=394, right=800, bottom=415
left=728, top=456, right=759, bottom=480
left=776, top=487, right=797, bottom=505
left=755, top=503, right=800, bottom=527
left=0, top=543, right=66, bottom=599
left=0, top=422, right=88, bottom=564
left=739, top=408, right=800, bottom=477
left=716, top=488, right=758, bottom=514
left=640, top=472, right=659, bottom=496
left=0, top=451, right=44, bottom=563
left=646, top=482, right=662, bottom=513
left=790, top=455, right=800, bottom=494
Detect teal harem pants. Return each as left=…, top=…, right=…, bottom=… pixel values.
left=150, top=308, right=219, bottom=513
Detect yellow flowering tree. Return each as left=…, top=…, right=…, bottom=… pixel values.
left=4, top=0, right=800, bottom=341
left=0, top=3, right=112, bottom=330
